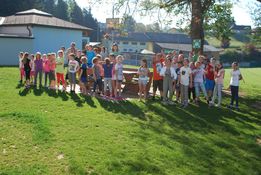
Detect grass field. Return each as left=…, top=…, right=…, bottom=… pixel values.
left=0, top=67, right=260, bottom=175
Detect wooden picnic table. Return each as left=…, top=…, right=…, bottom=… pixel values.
left=122, top=68, right=153, bottom=95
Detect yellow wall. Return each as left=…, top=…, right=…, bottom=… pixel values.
left=146, top=42, right=154, bottom=52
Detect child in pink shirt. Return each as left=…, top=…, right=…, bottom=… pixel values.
left=49, top=53, right=56, bottom=89
left=43, top=54, right=50, bottom=87
left=210, top=62, right=225, bottom=107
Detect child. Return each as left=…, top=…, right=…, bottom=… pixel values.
left=188, top=62, right=196, bottom=102
left=179, top=58, right=192, bottom=108
left=48, top=53, right=56, bottom=89
left=30, top=54, right=35, bottom=84
left=160, top=57, right=177, bottom=105
left=193, top=61, right=208, bottom=105
left=152, top=53, right=164, bottom=100
left=92, top=57, right=103, bottom=95
left=210, top=62, right=225, bottom=107
left=79, top=56, right=88, bottom=95
left=96, top=54, right=104, bottom=78
left=22, top=52, right=31, bottom=88
left=43, top=54, right=50, bottom=88
left=138, top=59, right=150, bottom=101
left=103, top=58, right=113, bottom=97
left=205, top=57, right=216, bottom=101
left=114, top=55, right=124, bottom=98
left=68, top=53, right=79, bottom=93
left=175, top=61, right=182, bottom=102
left=56, top=50, right=66, bottom=91
left=19, top=52, right=24, bottom=83
left=34, top=52, right=43, bottom=88
left=85, top=45, right=96, bottom=68
left=110, top=54, right=117, bottom=97
left=228, top=62, right=243, bottom=110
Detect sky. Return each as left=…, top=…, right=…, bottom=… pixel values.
left=75, top=0, right=256, bottom=27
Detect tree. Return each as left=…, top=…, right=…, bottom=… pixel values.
left=41, top=0, right=55, bottom=14
left=205, top=3, right=235, bottom=48
left=121, top=15, right=136, bottom=32
left=68, top=0, right=83, bottom=25
left=82, top=8, right=98, bottom=41
left=135, top=23, right=147, bottom=32
left=249, top=1, right=261, bottom=46
left=146, top=22, right=162, bottom=32
left=108, top=0, right=232, bottom=53
left=54, top=0, right=69, bottom=20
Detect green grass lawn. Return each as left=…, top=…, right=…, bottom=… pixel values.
left=0, top=67, right=260, bottom=175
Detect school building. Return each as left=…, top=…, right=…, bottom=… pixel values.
left=0, top=9, right=92, bottom=65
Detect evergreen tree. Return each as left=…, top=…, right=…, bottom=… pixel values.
left=68, top=0, right=83, bottom=25
left=54, top=0, right=69, bottom=20
left=82, top=8, right=98, bottom=41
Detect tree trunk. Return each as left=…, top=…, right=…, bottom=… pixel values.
left=191, top=0, right=204, bottom=54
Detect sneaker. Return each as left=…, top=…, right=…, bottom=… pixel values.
left=215, top=104, right=221, bottom=108
left=209, top=101, right=214, bottom=107
left=152, top=96, right=155, bottom=101
left=227, top=104, right=233, bottom=109
left=183, top=104, right=188, bottom=108
left=168, top=101, right=175, bottom=105
left=161, top=101, right=168, bottom=105
left=235, top=106, right=239, bottom=111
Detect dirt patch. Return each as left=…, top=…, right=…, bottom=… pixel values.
left=251, top=101, right=261, bottom=110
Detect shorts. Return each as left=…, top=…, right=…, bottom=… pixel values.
left=20, top=68, right=25, bottom=76
left=69, top=72, right=76, bottom=84
left=153, top=79, right=163, bottom=92
left=205, top=79, right=215, bottom=91
left=139, top=79, right=148, bottom=86
left=81, top=76, right=88, bottom=83
left=49, top=70, right=56, bottom=81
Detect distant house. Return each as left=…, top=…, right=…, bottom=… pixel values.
left=231, top=24, right=251, bottom=34
left=0, top=9, right=92, bottom=65
left=103, top=32, right=221, bottom=59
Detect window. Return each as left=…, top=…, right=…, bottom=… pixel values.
left=131, top=42, right=137, bottom=45
left=122, top=41, right=129, bottom=45
left=123, top=49, right=127, bottom=52
left=140, top=42, right=146, bottom=45
left=129, top=49, right=133, bottom=52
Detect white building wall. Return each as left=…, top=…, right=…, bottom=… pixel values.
left=0, top=26, right=30, bottom=36
left=32, top=26, right=84, bottom=53
left=0, top=37, right=33, bottom=65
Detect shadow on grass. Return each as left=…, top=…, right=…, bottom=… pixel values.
left=125, top=100, right=261, bottom=174
left=96, top=97, right=146, bottom=120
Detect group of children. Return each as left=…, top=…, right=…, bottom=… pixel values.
left=18, top=48, right=125, bottom=99
left=18, top=44, right=244, bottom=109
left=152, top=51, right=244, bottom=109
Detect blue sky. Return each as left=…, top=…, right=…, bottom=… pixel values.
left=76, top=0, right=256, bottom=27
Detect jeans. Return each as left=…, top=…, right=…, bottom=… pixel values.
left=230, top=85, right=239, bottom=107
left=194, top=82, right=207, bottom=98
left=93, top=78, right=102, bottom=92
left=163, top=76, right=173, bottom=101
left=180, top=84, right=189, bottom=105
left=44, top=72, right=49, bottom=87
left=188, top=87, right=196, bottom=100
left=211, top=84, right=223, bottom=106
left=34, top=69, right=42, bottom=86
left=104, top=78, right=112, bottom=93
